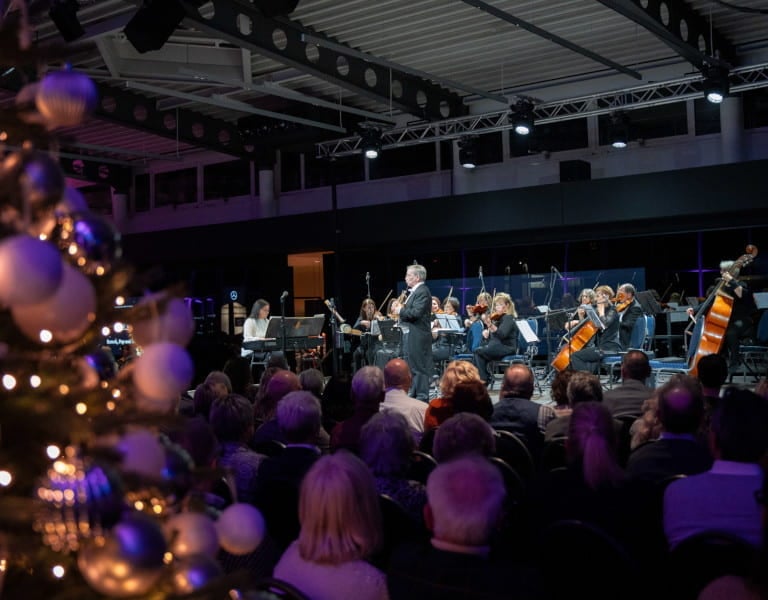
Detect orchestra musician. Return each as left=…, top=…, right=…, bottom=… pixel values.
left=565, top=289, right=597, bottom=331
left=393, top=264, right=433, bottom=401
left=615, top=283, right=644, bottom=350
left=432, top=296, right=464, bottom=363
left=473, top=293, right=519, bottom=386
left=431, top=296, right=443, bottom=316
left=464, top=291, right=493, bottom=352
left=241, top=298, right=271, bottom=358
left=568, top=285, right=621, bottom=374
left=352, top=298, right=383, bottom=371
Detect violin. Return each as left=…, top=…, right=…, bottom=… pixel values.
left=468, top=304, right=489, bottom=315
left=612, top=291, right=633, bottom=313
left=488, top=312, right=505, bottom=323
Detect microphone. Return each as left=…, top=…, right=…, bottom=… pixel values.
left=281, top=290, right=289, bottom=300
left=551, top=266, right=565, bottom=281
left=479, top=266, right=483, bottom=277
left=365, top=272, right=370, bottom=282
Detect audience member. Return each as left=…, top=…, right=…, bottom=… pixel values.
left=331, top=366, right=385, bottom=453
left=192, top=382, right=218, bottom=421
left=380, top=359, right=427, bottom=440
left=254, top=391, right=324, bottom=551
left=545, top=371, right=602, bottom=441
left=424, top=361, right=483, bottom=431
left=253, top=369, right=301, bottom=433
left=450, top=380, right=493, bottom=421
left=664, top=388, right=768, bottom=549
left=626, top=375, right=712, bottom=483
left=490, top=364, right=555, bottom=459
left=629, top=393, right=662, bottom=450
left=549, top=369, right=575, bottom=417
left=603, top=350, right=654, bottom=417
left=697, top=353, right=728, bottom=432
left=320, top=372, right=354, bottom=430
left=274, top=452, right=388, bottom=600
left=432, top=413, right=496, bottom=463
left=223, top=356, right=258, bottom=403
left=360, top=411, right=427, bottom=524
left=387, top=456, right=544, bottom=599
left=299, top=368, right=325, bottom=399
left=209, top=394, right=266, bottom=505
left=204, top=370, right=232, bottom=399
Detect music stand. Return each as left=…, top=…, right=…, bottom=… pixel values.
left=264, top=317, right=282, bottom=338
left=436, top=314, right=462, bottom=331
left=582, top=305, right=605, bottom=330
left=754, top=292, right=768, bottom=310
left=636, top=291, right=663, bottom=315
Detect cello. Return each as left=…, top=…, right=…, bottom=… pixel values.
left=550, top=302, right=602, bottom=371
left=687, top=244, right=758, bottom=376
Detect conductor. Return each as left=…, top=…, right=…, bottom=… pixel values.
left=394, top=264, right=433, bottom=401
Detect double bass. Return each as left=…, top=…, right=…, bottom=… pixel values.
left=687, top=244, right=758, bottom=376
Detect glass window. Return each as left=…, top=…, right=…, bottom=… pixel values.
left=203, top=160, right=250, bottom=200
left=155, top=168, right=197, bottom=207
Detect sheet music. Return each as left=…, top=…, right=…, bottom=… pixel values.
left=436, top=314, right=462, bottom=331
left=516, top=319, right=539, bottom=343
left=583, top=306, right=605, bottom=330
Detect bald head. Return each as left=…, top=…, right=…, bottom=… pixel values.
left=384, top=359, right=412, bottom=391
left=500, top=365, right=534, bottom=400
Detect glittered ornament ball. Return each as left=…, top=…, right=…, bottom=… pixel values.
left=132, top=342, right=194, bottom=403
left=216, top=503, right=266, bottom=555
left=0, top=234, right=63, bottom=306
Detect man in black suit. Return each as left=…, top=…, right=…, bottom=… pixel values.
left=616, top=283, right=644, bottom=350
left=395, top=264, right=433, bottom=401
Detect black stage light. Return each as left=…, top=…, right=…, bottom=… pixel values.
left=702, top=66, right=730, bottom=104
left=124, top=0, right=186, bottom=54
left=360, top=128, right=382, bottom=159
left=610, top=112, right=630, bottom=149
left=458, top=137, right=477, bottom=169
left=49, top=0, right=85, bottom=43
left=512, top=100, right=534, bottom=136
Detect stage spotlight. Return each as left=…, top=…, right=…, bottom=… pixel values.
left=360, top=128, right=382, bottom=159
left=609, top=112, right=630, bottom=149
left=49, top=0, right=85, bottom=42
left=458, top=137, right=477, bottom=169
left=511, top=100, right=534, bottom=136
left=702, top=66, right=730, bottom=104
left=124, top=0, right=186, bottom=54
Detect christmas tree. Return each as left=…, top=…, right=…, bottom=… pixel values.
left=0, top=8, right=267, bottom=599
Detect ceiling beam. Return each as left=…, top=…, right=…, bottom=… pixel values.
left=176, top=0, right=467, bottom=120
left=597, top=0, right=735, bottom=69
left=460, top=0, right=642, bottom=80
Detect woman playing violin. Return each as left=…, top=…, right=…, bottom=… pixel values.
left=464, top=291, right=493, bottom=352
left=569, top=285, right=622, bottom=374
left=432, top=296, right=463, bottom=363
left=352, top=298, right=383, bottom=371
left=473, top=292, right=520, bottom=386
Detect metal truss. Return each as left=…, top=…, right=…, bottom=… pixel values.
left=316, top=63, right=768, bottom=158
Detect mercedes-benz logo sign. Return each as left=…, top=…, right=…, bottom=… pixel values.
left=229, top=290, right=238, bottom=301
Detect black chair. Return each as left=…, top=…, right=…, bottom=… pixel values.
left=540, top=437, right=567, bottom=472
left=665, top=530, right=759, bottom=600
left=614, top=414, right=639, bottom=467
left=492, top=429, right=536, bottom=481
left=418, top=427, right=438, bottom=455
left=248, top=577, right=311, bottom=600
left=251, top=439, right=286, bottom=457
left=374, top=494, right=429, bottom=567
left=536, top=519, right=645, bottom=600
left=487, top=456, right=526, bottom=506
left=407, top=450, right=437, bottom=484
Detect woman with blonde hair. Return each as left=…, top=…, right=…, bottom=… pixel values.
left=274, top=451, right=388, bottom=600
left=424, top=360, right=483, bottom=431
left=473, top=292, right=519, bottom=386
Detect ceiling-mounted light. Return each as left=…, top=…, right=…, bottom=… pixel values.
left=609, top=111, right=630, bottom=149
left=360, top=128, right=382, bottom=159
left=511, top=100, right=534, bottom=136
left=458, top=136, right=477, bottom=169
left=702, top=65, right=730, bottom=104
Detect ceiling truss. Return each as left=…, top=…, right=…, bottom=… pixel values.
left=316, top=63, right=768, bottom=158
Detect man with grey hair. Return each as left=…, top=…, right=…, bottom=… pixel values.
left=616, top=283, right=643, bottom=351
left=387, top=455, right=544, bottom=598
left=330, top=366, right=385, bottom=453
left=381, top=358, right=427, bottom=439
left=393, top=263, right=433, bottom=401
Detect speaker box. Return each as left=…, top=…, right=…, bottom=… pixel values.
left=124, top=0, right=186, bottom=53
left=559, top=160, right=591, bottom=182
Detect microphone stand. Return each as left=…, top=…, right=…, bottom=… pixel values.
left=324, top=298, right=343, bottom=376
left=280, top=293, right=288, bottom=357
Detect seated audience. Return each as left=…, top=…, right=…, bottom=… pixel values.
left=192, top=381, right=218, bottom=421
left=223, top=356, right=258, bottom=403
left=210, top=394, right=266, bottom=505
left=696, top=353, right=728, bottom=433
left=360, top=411, right=427, bottom=524
left=387, top=456, right=545, bottom=599
left=299, top=368, right=325, bottom=399
left=204, top=370, right=232, bottom=399
left=380, top=359, right=427, bottom=440
left=331, top=366, right=385, bottom=453
left=432, top=413, right=496, bottom=463
left=545, top=371, right=602, bottom=441
left=274, top=451, right=388, bottom=600
left=626, top=375, right=712, bottom=483
left=424, top=361, right=483, bottom=431
left=450, top=380, right=493, bottom=421
left=252, top=370, right=301, bottom=441
left=603, top=350, right=654, bottom=417
left=664, top=388, right=768, bottom=549
left=549, top=369, right=575, bottom=418
left=490, top=364, right=555, bottom=458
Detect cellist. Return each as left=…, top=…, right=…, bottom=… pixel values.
left=569, top=285, right=622, bottom=374
left=709, top=260, right=755, bottom=373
